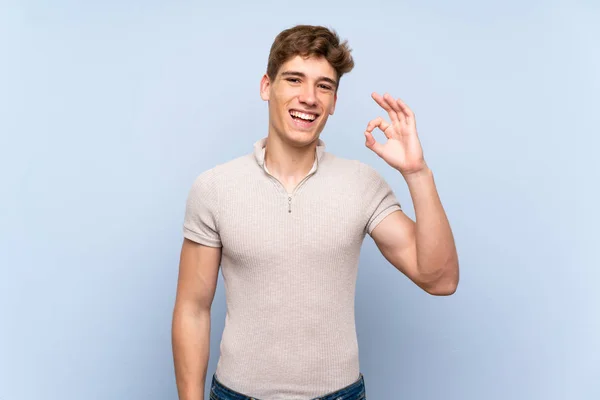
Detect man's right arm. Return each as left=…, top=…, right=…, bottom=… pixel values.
left=172, top=238, right=222, bottom=400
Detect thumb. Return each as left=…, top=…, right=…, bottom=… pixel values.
left=364, top=131, right=384, bottom=157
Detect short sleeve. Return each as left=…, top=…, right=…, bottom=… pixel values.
left=182, top=170, right=222, bottom=247
left=361, top=163, right=402, bottom=236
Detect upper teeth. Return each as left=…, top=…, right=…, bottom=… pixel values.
left=290, top=111, right=317, bottom=121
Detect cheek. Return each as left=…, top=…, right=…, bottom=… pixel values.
left=273, top=92, right=292, bottom=110
left=269, top=95, right=286, bottom=113
left=325, top=100, right=335, bottom=114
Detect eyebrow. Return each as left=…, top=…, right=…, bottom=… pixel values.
left=280, top=71, right=338, bottom=87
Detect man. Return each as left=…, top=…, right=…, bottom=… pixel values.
left=172, top=25, right=459, bottom=400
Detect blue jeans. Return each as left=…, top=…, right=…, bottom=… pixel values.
left=209, top=373, right=367, bottom=400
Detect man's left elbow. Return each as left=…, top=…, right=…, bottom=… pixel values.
left=426, top=280, right=458, bottom=296
left=425, top=264, right=459, bottom=296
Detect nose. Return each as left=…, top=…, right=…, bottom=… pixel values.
left=298, top=85, right=317, bottom=107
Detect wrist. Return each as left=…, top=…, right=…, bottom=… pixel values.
left=401, top=165, right=432, bottom=183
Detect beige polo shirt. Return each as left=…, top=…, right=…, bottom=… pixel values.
left=183, top=137, right=402, bottom=399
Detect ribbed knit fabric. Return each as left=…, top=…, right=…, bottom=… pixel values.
left=183, top=137, right=402, bottom=399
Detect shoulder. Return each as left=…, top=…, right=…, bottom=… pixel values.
left=190, top=153, right=256, bottom=187
left=321, top=151, right=380, bottom=181
left=320, top=151, right=363, bottom=174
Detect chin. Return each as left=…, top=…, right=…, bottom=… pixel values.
left=282, top=130, right=321, bottom=148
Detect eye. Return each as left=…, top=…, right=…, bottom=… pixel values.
left=286, top=78, right=300, bottom=83
left=319, top=84, right=333, bottom=91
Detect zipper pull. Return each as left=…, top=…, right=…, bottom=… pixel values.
left=288, top=196, right=292, bottom=213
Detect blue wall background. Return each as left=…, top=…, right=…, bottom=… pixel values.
left=1, top=1, right=598, bottom=399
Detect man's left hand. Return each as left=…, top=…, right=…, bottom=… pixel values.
left=364, top=92, right=428, bottom=177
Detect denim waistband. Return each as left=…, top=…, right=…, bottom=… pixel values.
left=210, top=373, right=366, bottom=400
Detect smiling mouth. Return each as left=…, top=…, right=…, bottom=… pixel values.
left=289, top=109, right=319, bottom=122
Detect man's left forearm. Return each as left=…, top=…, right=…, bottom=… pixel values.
left=363, top=92, right=458, bottom=293
left=403, top=166, right=459, bottom=294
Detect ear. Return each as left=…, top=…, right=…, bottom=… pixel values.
left=260, top=74, right=271, bottom=101
left=329, top=92, right=337, bottom=115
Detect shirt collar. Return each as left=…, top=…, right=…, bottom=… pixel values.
left=253, top=136, right=326, bottom=173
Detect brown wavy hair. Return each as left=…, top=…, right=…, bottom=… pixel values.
left=266, top=25, right=355, bottom=88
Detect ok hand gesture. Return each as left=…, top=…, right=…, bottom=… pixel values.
left=364, top=92, right=428, bottom=177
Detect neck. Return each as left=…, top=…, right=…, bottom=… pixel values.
left=264, top=133, right=318, bottom=182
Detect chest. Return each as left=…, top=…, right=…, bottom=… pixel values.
left=218, top=180, right=368, bottom=264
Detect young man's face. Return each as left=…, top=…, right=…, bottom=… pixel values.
left=260, top=55, right=338, bottom=147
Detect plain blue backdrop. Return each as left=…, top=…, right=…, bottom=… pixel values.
left=1, top=1, right=598, bottom=399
